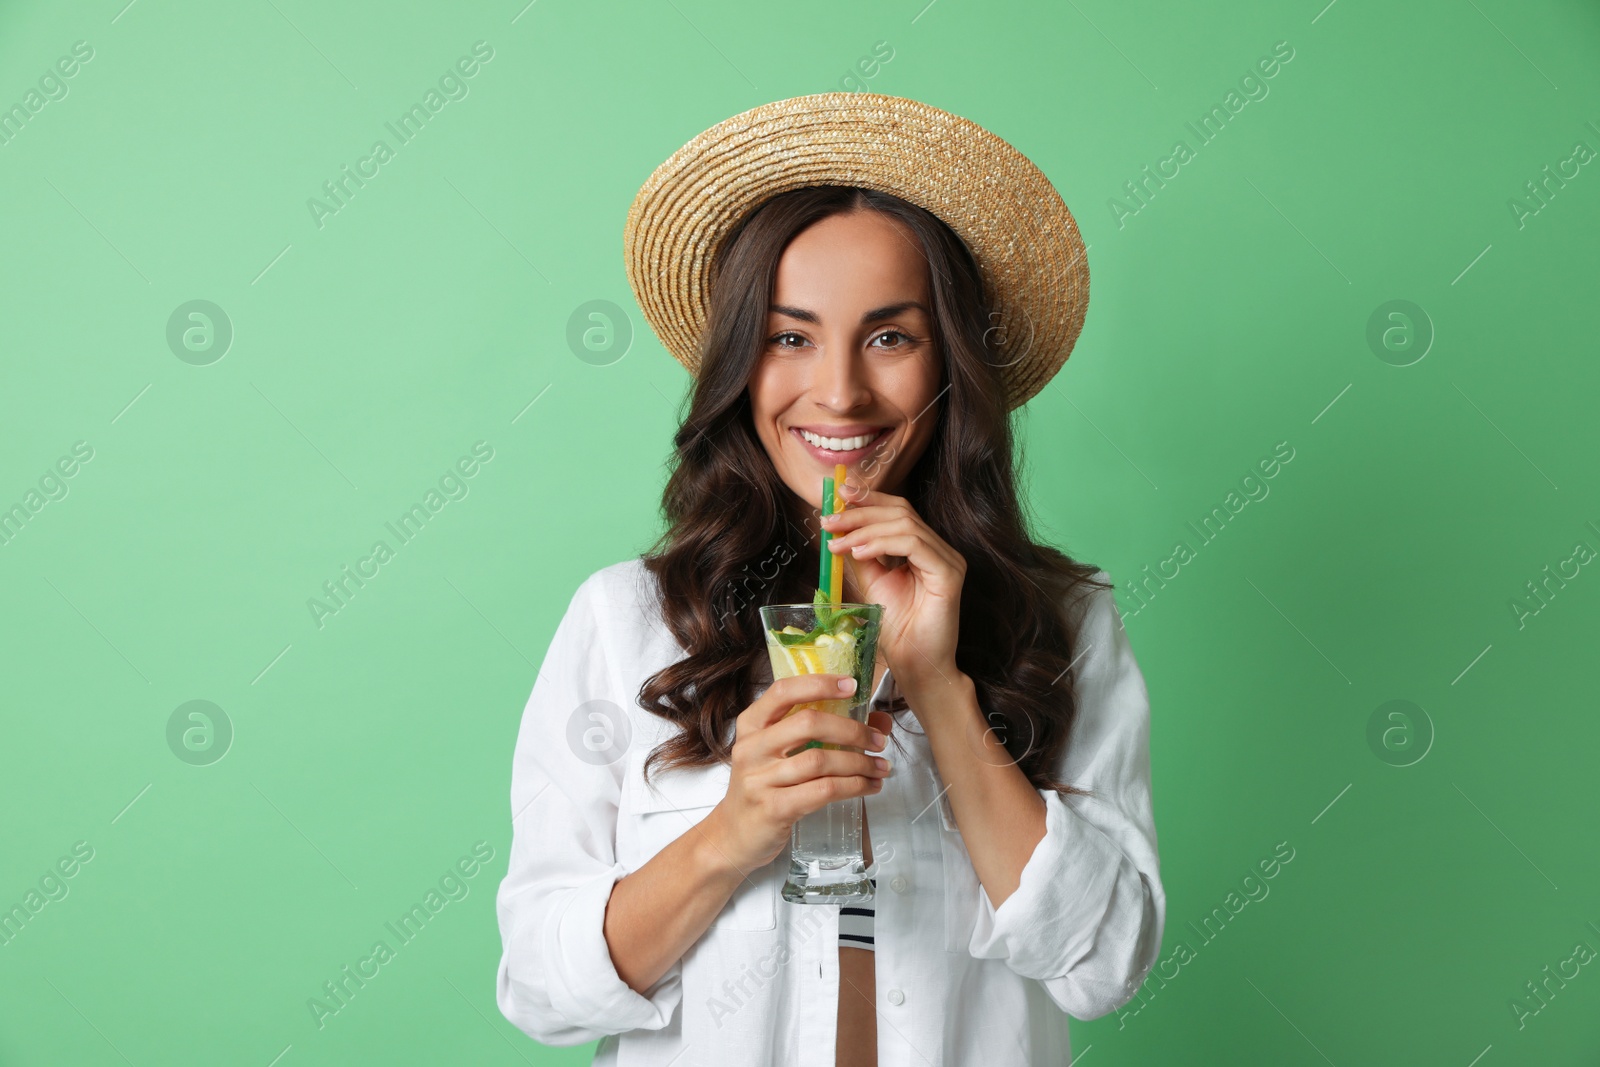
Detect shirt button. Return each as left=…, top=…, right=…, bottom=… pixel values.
left=890, top=876, right=908, bottom=893
left=886, top=988, right=905, bottom=1006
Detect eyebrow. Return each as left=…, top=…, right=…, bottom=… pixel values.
left=768, top=300, right=928, bottom=325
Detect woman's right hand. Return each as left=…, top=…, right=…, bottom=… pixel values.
left=703, top=674, right=893, bottom=876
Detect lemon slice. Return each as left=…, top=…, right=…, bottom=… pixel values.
left=767, top=627, right=856, bottom=683
left=819, top=640, right=857, bottom=676
left=770, top=638, right=823, bottom=675
left=777, top=644, right=806, bottom=675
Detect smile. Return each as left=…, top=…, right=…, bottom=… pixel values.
left=792, top=426, right=890, bottom=462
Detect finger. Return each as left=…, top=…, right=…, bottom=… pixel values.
left=762, top=745, right=890, bottom=790
left=756, top=705, right=882, bottom=759
left=838, top=480, right=906, bottom=510
left=844, top=532, right=953, bottom=578
left=833, top=485, right=961, bottom=561
left=819, top=504, right=902, bottom=534
left=746, top=675, right=858, bottom=734
left=841, top=541, right=890, bottom=592
left=831, top=515, right=964, bottom=580
left=740, top=674, right=859, bottom=735
left=865, top=708, right=894, bottom=746
left=826, top=514, right=918, bottom=552
left=778, top=773, right=884, bottom=822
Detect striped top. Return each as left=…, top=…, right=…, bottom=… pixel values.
left=838, top=878, right=877, bottom=951
left=838, top=675, right=896, bottom=954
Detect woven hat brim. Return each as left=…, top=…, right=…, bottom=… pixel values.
left=624, top=92, right=1088, bottom=411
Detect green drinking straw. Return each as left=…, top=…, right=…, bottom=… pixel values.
left=817, top=474, right=835, bottom=593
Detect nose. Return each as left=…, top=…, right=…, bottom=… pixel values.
left=814, top=333, right=872, bottom=411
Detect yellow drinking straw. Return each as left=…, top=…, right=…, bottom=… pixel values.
left=829, top=463, right=847, bottom=605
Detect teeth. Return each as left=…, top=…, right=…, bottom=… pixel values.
left=800, top=428, right=881, bottom=452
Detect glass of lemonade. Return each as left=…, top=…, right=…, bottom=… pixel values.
left=760, top=600, right=883, bottom=904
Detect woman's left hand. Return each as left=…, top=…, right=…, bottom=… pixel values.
left=822, top=481, right=966, bottom=695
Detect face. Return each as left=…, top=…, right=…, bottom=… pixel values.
left=747, top=209, right=945, bottom=526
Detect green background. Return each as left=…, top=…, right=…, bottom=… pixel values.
left=2, top=0, right=1596, bottom=1063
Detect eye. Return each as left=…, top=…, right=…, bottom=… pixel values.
left=869, top=329, right=916, bottom=350
left=768, top=331, right=809, bottom=350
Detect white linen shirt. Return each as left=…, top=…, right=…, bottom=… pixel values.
left=495, top=558, right=1164, bottom=1066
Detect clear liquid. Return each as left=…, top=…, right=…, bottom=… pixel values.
left=762, top=612, right=880, bottom=905
left=786, top=795, right=871, bottom=897
left=780, top=699, right=875, bottom=904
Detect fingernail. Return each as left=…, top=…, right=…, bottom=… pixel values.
left=873, top=757, right=890, bottom=772
left=838, top=677, right=856, bottom=693
left=870, top=729, right=886, bottom=747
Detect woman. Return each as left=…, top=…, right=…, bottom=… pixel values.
left=496, top=93, right=1163, bottom=1067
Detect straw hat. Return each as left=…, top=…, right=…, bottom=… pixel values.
left=623, top=92, right=1089, bottom=411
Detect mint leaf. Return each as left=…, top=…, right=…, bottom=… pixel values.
left=809, top=588, right=873, bottom=635
left=812, top=587, right=837, bottom=630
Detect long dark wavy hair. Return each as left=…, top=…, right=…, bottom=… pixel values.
left=637, top=185, right=1111, bottom=796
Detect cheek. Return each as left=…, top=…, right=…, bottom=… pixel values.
left=880, top=358, right=943, bottom=424
left=900, top=346, right=943, bottom=394
left=747, top=360, right=792, bottom=416
left=901, top=420, right=938, bottom=467
left=889, top=372, right=943, bottom=462
left=746, top=371, right=791, bottom=452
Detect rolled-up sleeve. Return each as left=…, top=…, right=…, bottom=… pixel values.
left=495, top=572, right=682, bottom=1046
left=965, top=572, right=1165, bottom=1020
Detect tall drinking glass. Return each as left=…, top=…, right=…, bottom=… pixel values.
left=759, top=602, right=883, bottom=905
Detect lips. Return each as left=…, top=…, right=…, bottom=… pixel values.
left=790, top=426, right=891, bottom=464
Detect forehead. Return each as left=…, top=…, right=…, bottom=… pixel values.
left=771, top=210, right=929, bottom=310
